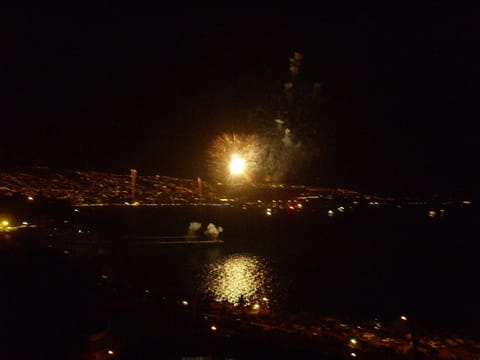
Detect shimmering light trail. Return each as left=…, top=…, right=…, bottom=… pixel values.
left=202, top=253, right=273, bottom=307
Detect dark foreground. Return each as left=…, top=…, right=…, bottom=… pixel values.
left=3, top=245, right=479, bottom=360
left=2, top=202, right=480, bottom=359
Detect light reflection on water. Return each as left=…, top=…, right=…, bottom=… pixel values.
left=202, top=253, right=274, bottom=307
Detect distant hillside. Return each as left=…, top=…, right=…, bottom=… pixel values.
left=1, top=168, right=412, bottom=208
left=0, top=169, right=211, bottom=205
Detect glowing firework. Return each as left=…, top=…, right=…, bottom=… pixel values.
left=229, top=154, right=246, bottom=175
left=209, top=133, right=264, bottom=184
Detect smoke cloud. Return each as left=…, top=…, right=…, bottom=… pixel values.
left=282, top=128, right=293, bottom=147
left=204, top=223, right=223, bottom=240
left=187, top=222, right=202, bottom=236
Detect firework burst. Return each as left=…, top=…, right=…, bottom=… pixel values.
left=209, top=133, right=264, bottom=184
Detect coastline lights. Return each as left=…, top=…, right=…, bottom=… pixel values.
left=229, top=153, right=246, bottom=176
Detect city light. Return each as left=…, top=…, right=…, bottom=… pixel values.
left=401, top=315, right=408, bottom=321
left=210, top=325, right=217, bottom=331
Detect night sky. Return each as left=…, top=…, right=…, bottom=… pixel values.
left=1, top=5, right=477, bottom=198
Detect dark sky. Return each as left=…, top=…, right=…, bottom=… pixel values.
left=1, top=5, right=478, bottom=197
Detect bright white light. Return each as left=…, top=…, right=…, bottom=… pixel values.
left=229, top=154, right=246, bottom=175
left=401, top=315, right=407, bottom=321
left=209, top=133, right=262, bottom=183
left=181, top=300, right=189, bottom=306
left=210, top=325, right=217, bottom=331
left=107, top=350, right=114, bottom=355
left=350, top=338, right=357, bottom=345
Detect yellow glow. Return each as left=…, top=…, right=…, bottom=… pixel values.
left=229, top=154, right=246, bottom=175
left=27, top=196, right=34, bottom=201
left=210, top=325, right=217, bottom=331
left=350, top=338, right=357, bottom=345
left=181, top=300, right=189, bottom=306
left=107, top=350, right=114, bottom=355
left=209, top=133, right=263, bottom=183
left=401, top=315, right=407, bottom=321
left=1, top=220, right=9, bottom=227
left=253, top=303, right=260, bottom=310
left=203, top=254, right=272, bottom=307
left=351, top=353, right=357, bottom=358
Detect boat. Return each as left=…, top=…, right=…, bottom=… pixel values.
left=120, top=222, right=224, bottom=245
left=119, top=234, right=224, bottom=245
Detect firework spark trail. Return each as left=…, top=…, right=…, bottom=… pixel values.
left=209, top=133, right=263, bottom=184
